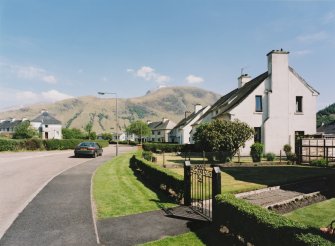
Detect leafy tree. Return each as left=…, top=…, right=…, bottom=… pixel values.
left=62, top=128, right=85, bottom=139
left=100, top=132, right=113, bottom=141
left=13, top=121, right=38, bottom=139
left=84, top=122, right=93, bottom=139
left=126, top=120, right=151, bottom=142
left=193, top=119, right=254, bottom=159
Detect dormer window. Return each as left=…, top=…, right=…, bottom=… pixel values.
left=255, top=96, right=262, bottom=112
left=296, top=96, right=303, bottom=113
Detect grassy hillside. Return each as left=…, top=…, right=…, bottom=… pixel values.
left=0, top=86, right=220, bottom=134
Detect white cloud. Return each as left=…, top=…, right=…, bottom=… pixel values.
left=185, top=74, right=204, bottom=84
left=127, top=66, right=170, bottom=84
left=297, top=31, right=328, bottom=43
left=323, top=11, right=335, bottom=24
left=0, top=87, right=73, bottom=111
left=0, top=61, right=57, bottom=84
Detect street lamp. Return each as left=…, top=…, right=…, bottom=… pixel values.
left=98, top=92, right=119, bottom=156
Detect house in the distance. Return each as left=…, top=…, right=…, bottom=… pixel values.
left=0, top=118, right=28, bottom=135
left=169, top=104, right=211, bottom=144
left=191, top=49, right=319, bottom=155
left=148, top=118, right=176, bottom=142
left=30, top=110, right=62, bottom=139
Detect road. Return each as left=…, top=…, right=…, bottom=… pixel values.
left=0, top=144, right=133, bottom=240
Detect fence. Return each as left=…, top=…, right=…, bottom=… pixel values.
left=296, top=138, right=335, bottom=164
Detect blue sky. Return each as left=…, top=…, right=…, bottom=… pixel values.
left=0, top=0, right=334, bottom=110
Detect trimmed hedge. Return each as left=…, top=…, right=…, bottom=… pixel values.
left=130, top=153, right=184, bottom=200
left=142, top=143, right=184, bottom=153
left=215, top=193, right=333, bottom=246
left=0, top=138, right=22, bottom=151
left=0, top=138, right=109, bottom=151
left=109, top=140, right=137, bottom=146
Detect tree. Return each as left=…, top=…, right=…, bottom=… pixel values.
left=193, top=119, right=254, bottom=159
left=62, top=128, right=85, bottom=139
left=13, top=121, right=38, bottom=139
left=84, top=122, right=93, bottom=139
left=100, top=133, right=113, bottom=142
left=126, top=120, right=151, bottom=143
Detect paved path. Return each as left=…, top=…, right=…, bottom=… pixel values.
left=0, top=145, right=134, bottom=245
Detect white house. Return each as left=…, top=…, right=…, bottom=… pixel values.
left=30, top=110, right=62, bottom=139
left=0, top=118, right=28, bottom=134
left=148, top=118, right=176, bottom=142
left=169, top=104, right=211, bottom=144
left=191, top=50, right=319, bottom=155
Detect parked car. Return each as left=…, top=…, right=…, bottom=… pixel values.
left=74, top=142, right=103, bottom=158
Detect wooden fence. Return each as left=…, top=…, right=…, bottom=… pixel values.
left=296, top=138, right=335, bottom=164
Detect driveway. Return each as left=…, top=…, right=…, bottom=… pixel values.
left=0, top=144, right=129, bottom=239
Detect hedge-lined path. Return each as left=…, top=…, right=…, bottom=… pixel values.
left=0, top=145, right=135, bottom=245
left=97, top=206, right=209, bottom=246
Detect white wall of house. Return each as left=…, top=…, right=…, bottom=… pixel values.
left=31, top=122, right=62, bottom=139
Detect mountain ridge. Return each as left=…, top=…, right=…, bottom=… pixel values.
left=0, top=86, right=221, bottom=134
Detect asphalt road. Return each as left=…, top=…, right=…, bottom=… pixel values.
left=0, top=145, right=134, bottom=242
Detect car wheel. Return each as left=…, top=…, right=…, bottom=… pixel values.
left=74, top=153, right=78, bottom=158
left=93, top=152, right=97, bottom=158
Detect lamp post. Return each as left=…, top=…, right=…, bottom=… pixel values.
left=98, top=92, right=119, bottom=156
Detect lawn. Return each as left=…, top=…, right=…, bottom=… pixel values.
left=285, top=198, right=335, bottom=228
left=93, top=152, right=177, bottom=219
left=169, top=165, right=335, bottom=194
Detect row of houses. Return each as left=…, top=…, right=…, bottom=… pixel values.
left=141, top=50, right=319, bottom=155
left=1, top=50, right=322, bottom=155
left=0, top=111, right=62, bottom=139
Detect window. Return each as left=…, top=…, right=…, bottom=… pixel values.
left=255, top=96, right=262, bottom=112
left=296, top=96, right=303, bottom=113
left=45, top=125, right=48, bottom=128
left=158, top=131, right=161, bottom=135
left=254, top=127, right=261, bottom=143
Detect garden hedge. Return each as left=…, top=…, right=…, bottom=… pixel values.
left=0, top=138, right=109, bottom=151
left=215, top=193, right=333, bottom=246
left=130, top=153, right=184, bottom=200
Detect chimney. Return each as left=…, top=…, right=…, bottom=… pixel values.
left=238, top=74, right=252, bottom=88
left=146, top=120, right=152, bottom=125
left=162, top=118, right=168, bottom=122
left=22, top=118, right=28, bottom=121
left=194, top=104, right=203, bottom=113
left=267, top=49, right=289, bottom=92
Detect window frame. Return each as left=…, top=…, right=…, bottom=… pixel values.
left=255, top=95, right=263, bottom=112
left=254, top=127, right=262, bottom=143
left=296, top=96, right=303, bottom=113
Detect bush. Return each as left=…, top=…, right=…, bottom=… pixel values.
left=266, top=152, right=276, bottom=161
left=130, top=153, right=184, bottom=200
left=109, top=140, right=137, bottom=146
left=44, top=139, right=82, bottom=150
left=310, top=159, right=328, bottom=167
left=250, top=143, right=264, bottom=162
left=283, top=144, right=292, bottom=154
left=23, top=138, right=44, bottom=150
left=0, top=138, right=21, bottom=151
left=142, top=143, right=184, bottom=153
left=142, top=151, right=153, bottom=161
left=215, top=194, right=333, bottom=246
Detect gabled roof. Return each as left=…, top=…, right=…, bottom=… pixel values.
left=317, top=123, right=335, bottom=134
left=172, top=106, right=208, bottom=130
left=289, top=66, right=319, bottom=95
left=0, top=120, right=23, bottom=129
left=148, top=119, right=176, bottom=130
left=31, top=111, right=62, bottom=125
left=198, top=71, right=268, bottom=121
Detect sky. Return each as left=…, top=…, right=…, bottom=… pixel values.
left=0, top=0, right=334, bottom=111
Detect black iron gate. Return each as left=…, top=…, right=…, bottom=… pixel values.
left=184, top=161, right=221, bottom=221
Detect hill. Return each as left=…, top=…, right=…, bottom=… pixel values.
left=317, top=103, right=335, bottom=128
left=0, top=86, right=221, bottom=134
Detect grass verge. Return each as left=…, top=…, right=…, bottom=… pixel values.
left=93, top=152, right=177, bottom=219
left=285, top=198, right=335, bottom=228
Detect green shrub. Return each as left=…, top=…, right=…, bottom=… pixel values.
left=23, top=138, right=44, bottom=150
left=109, top=140, right=137, bottom=146
left=142, top=151, right=153, bottom=161
left=215, top=194, right=333, bottom=246
left=283, top=144, right=292, bottom=154
left=266, top=152, right=276, bottom=161
left=0, top=138, right=21, bottom=151
left=130, top=153, right=184, bottom=200
left=142, top=143, right=184, bottom=153
left=310, top=159, right=328, bottom=167
left=44, top=139, right=109, bottom=150
left=250, top=143, right=264, bottom=162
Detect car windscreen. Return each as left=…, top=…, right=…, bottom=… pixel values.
left=78, top=142, right=94, bottom=147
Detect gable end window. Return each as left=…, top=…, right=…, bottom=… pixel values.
left=296, top=96, right=303, bottom=113
left=255, top=96, right=262, bottom=112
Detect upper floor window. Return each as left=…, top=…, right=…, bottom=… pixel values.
left=255, top=96, right=262, bottom=112
left=45, top=125, right=49, bottom=128
left=296, top=96, right=303, bottom=113
left=158, top=131, right=161, bottom=135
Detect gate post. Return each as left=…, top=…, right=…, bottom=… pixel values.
left=212, top=166, right=221, bottom=224
left=184, top=161, right=191, bottom=206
